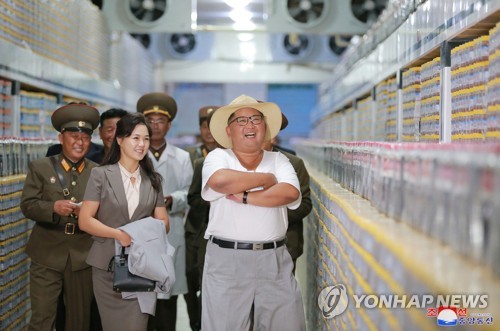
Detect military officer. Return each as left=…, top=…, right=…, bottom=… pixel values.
left=21, top=103, right=100, bottom=331
left=137, top=92, right=193, bottom=331
left=184, top=106, right=219, bottom=331
left=185, top=106, right=219, bottom=166
left=262, top=114, right=312, bottom=273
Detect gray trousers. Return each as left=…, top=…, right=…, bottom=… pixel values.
left=202, top=240, right=306, bottom=331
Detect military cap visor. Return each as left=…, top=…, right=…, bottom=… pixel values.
left=199, top=106, right=219, bottom=125
left=51, top=104, right=100, bottom=133
left=137, top=92, right=178, bottom=121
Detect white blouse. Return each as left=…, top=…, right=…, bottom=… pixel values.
left=118, top=163, right=142, bottom=219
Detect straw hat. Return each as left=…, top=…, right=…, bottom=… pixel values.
left=209, top=95, right=282, bottom=148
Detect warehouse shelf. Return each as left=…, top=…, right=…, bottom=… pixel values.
left=303, top=165, right=500, bottom=330
left=314, top=0, right=500, bottom=125
left=0, top=38, right=140, bottom=111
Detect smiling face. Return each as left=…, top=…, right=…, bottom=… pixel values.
left=59, top=131, right=91, bottom=162
left=117, top=124, right=150, bottom=163
left=226, top=107, right=266, bottom=152
left=99, top=117, right=122, bottom=151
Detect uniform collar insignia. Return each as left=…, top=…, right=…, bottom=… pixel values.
left=61, top=156, right=86, bottom=174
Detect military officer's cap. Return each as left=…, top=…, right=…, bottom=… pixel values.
left=198, top=105, right=219, bottom=125
left=137, top=92, right=177, bottom=121
left=51, top=103, right=100, bottom=135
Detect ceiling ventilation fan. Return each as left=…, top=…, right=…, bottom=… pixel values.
left=350, top=0, right=388, bottom=25
left=127, top=0, right=167, bottom=26
left=283, top=34, right=311, bottom=57
left=286, top=0, right=327, bottom=27
left=329, top=35, right=352, bottom=56
left=102, top=0, right=192, bottom=33
left=170, top=33, right=197, bottom=55
left=156, top=32, right=214, bottom=61
left=266, top=0, right=368, bottom=35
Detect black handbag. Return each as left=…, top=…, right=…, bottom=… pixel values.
left=108, top=247, right=156, bottom=292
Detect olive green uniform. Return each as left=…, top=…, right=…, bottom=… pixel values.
left=21, top=155, right=96, bottom=331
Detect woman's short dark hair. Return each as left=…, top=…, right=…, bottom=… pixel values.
left=102, top=112, right=163, bottom=192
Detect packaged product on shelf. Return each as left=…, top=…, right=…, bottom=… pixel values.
left=402, top=67, right=421, bottom=142
left=486, top=22, right=500, bottom=140
left=451, top=36, right=490, bottom=142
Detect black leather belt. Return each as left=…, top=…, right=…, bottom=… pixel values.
left=38, top=222, right=84, bottom=235
left=211, top=237, right=285, bottom=250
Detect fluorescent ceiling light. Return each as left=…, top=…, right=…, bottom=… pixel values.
left=229, top=9, right=252, bottom=22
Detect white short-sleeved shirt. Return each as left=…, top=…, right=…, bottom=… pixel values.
left=201, top=148, right=301, bottom=242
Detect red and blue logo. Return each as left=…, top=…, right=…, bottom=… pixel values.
left=437, top=306, right=458, bottom=326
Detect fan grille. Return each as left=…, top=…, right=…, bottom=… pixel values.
left=287, top=0, right=326, bottom=26
left=284, top=34, right=310, bottom=56
left=351, top=0, right=388, bottom=24
left=128, top=0, right=167, bottom=23
left=170, top=34, right=196, bottom=54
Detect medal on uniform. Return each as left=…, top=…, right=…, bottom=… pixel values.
left=50, top=176, right=56, bottom=183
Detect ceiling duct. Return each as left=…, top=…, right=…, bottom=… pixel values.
left=102, top=0, right=194, bottom=33
left=266, top=0, right=369, bottom=35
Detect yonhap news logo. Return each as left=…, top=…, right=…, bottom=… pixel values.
left=317, top=284, right=349, bottom=319
left=317, top=284, right=489, bottom=320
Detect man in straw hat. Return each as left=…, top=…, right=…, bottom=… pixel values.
left=21, top=102, right=100, bottom=331
left=201, top=94, right=306, bottom=330
left=136, top=92, right=193, bottom=331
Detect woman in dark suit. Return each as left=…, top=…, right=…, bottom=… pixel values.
left=79, top=113, right=170, bottom=331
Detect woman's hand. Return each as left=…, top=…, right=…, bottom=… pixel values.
left=116, top=229, right=132, bottom=247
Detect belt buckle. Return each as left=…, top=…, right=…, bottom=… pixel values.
left=65, top=223, right=75, bottom=235
left=252, top=243, right=263, bottom=251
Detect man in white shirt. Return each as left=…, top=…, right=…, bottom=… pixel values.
left=137, top=92, right=193, bottom=331
left=201, top=95, right=306, bottom=331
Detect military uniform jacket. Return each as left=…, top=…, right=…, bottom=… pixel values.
left=21, top=155, right=96, bottom=272
left=279, top=150, right=312, bottom=260
left=185, top=144, right=211, bottom=166
left=186, top=157, right=209, bottom=241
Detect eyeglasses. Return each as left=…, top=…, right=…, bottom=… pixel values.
left=147, top=118, right=168, bottom=125
left=228, top=115, right=264, bottom=126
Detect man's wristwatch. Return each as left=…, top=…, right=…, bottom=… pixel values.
left=242, top=191, right=248, bottom=204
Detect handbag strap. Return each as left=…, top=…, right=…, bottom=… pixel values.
left=107, top=246, right=128, bottom=272
left=120, top=247, right=127, bottom=264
